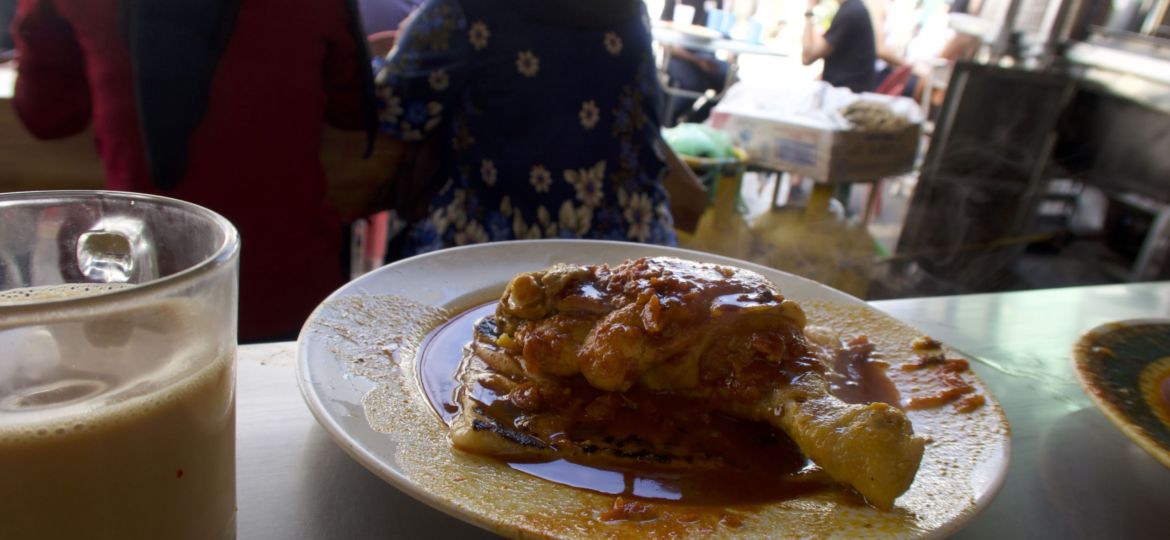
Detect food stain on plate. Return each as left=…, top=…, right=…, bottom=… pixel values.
left=1074, top=320, right=1170, bottom=469
left=297, top=242, right=1011, bottom=540
left=1141, top=357, right=1170, bottom=429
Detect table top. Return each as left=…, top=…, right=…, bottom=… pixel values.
left=651, top=26, right=788, bottom=57
left=237, top=281, right=1170, bottom=539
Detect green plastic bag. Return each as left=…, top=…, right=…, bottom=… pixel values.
left=662, top=123, right=735, bottom=159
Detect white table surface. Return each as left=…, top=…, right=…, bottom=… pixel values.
left=237, top=282, right=1170, bottom=539
left=651, top=27, right=789, bottom=58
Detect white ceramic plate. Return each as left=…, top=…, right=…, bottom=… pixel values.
left=296, top=240, right=1009, bottom=539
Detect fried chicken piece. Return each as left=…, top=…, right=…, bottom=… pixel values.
left=456, top=257, right=923, bottom=509
left=498, top=259, right=807, bottom=392
left=732, top=377, right=924, bottom=509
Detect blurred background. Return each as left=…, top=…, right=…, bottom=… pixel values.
left=3, top=0, right=1169, bottom=302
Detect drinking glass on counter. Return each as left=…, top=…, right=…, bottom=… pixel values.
left=0, top=191, right=240, bottom=539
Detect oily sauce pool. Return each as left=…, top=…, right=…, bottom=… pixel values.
left=417, top=302, right=899, bottom=508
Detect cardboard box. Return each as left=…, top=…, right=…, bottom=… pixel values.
left=707, top=83, right=922, bottom=184
left=710, top=107, right=920, bottom=183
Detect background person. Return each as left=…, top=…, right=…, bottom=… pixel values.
left=659, top=0, right=731, bottom=125
left=12, top=0, right=377, bottom=342
left=801, top=0, right=877, bottom=93
left=865, top=0, right=920, bottom=96
left=373, top=0, right=706, bottom=261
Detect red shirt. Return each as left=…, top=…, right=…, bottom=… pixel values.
left=14, top=0, right=369, bottom=340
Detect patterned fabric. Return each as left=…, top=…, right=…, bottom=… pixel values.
left=377, top=0, right=676, bottom=259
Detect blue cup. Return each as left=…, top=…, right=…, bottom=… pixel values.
left=706, top=9, right=724, bottom=31
left=746, top=20, right=763, bottom=44
left=720, top=12, right=737, bottom=36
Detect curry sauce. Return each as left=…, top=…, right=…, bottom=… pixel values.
left=419, top=301, right=900, bottom=508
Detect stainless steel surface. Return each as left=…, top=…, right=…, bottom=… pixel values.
left=1070, top=66, right=1170, bottom=114
left=1057, top=28, right=1170, bottom=115
left=1049, top=23, right=1170, bottom=251
left=1063, top=28, right=1170, bottom=113
left=1066, top=40, right=1170, bottom=94
left=1034, top=0, right=1082, bottom=65
left=1054, top=76, right=1170, bottom=206
left=237, top=283, right=1170, bottom=539
left=876, top=282, right=1170, bottom=539
left=1148, top=0, right=1170, bottom=36
left=1050, top=28, right=1170, bottom=269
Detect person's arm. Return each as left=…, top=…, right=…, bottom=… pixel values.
left=939, top=33, right=980, bottom=62
left=322, top=128, right=406, bottom=222
left=667, top=45, right=720, bottom=75
left=348, top=0, right=468, bottom=222
left=12, top=0, right=91, bottom=139
left=367, top=30, right=397, bottom=60
left=870, top=3, right=903, bottom=67
left=801, top=0, right=832, bottom=65
left=876, top=43, right=903, bottom=67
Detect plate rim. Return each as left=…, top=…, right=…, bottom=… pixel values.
left=295, top=239, right=1011, bottom=538
left=1072, top=318, right=1170, bottom=470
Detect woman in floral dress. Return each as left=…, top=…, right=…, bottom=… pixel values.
left=377, top=0, right=684, bottom=260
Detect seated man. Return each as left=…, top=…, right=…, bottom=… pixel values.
left=660, top=0, right=731, bottom=125
left=801, top=0, right=876, bottom=93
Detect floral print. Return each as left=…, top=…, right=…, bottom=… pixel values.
left=604, top=32, right=623, bottom=55
left=377, top=86, right=403, bottom=124
left=565, top=161, right=606, bottom=207
left=515, top=50, right=540, bottom=77
left=621, top=189, right=654, bottom=242
left=468, top=21, right=490, bottom=50
left=428, top=69, right=450, bottom=91
left=454, top=220, right=489, bottom=245
left=529, top=165, right=552, bottom=193
left=425, top=102, right=443, bottom=129
left=376, top=0, right=675, bottom=260
left=513, top=211, right=542, bottom=239
left=389, top=0, right=460, bottom=71
left=558, top=200, right=593, bottom=236
left=609, top=61, right=654, bottom=187
left=480, top=159, right=497, bottom=186
left=579, top=100, right=599, bottom=130
left=445, top=189, right=468, bottom=229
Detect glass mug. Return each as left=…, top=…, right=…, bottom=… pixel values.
left=0, top=191, right=239, bottom=539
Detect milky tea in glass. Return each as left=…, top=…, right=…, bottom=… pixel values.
left=0, top=192, right=239, bottom=539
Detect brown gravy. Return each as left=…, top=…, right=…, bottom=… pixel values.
left=900, top=353, right=982, bottom=411
left=418, top=302, right=898, bottom=508
left=824, top=335, right=902, bottom=406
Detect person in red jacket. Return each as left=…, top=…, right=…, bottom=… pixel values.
left=12, top=0, right=377, bottom=341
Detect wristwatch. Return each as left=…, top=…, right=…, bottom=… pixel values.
left=804, top=10, right=815, bottom=17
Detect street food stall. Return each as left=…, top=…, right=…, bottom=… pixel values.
left=892, top=0, right=1170, bottom=294
left=3, top=1, right=1170, bottom=539
left=675, top=79, right=923, bottom=297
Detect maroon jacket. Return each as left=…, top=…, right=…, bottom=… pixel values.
left=14, top=0, right=372, bottom=340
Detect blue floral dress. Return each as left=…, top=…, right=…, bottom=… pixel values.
left=376, top=0, right=677, bottom=259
